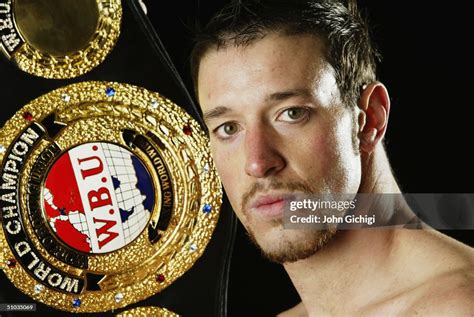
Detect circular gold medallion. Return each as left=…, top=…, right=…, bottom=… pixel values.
left=0, top=81, right=221, bottom=312
left=0, top=0, right=121, bottom=78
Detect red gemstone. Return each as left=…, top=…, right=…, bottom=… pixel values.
left=6, top=258, right=17, bottom=268
left=182, top=125, right=192, bottom=136
left=23, top=112, right=33, bottom=121
left=156, top=274, right=165, bottom=283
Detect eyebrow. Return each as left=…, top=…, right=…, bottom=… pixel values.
left=203, top=106, right=232, bottom=122
left=266, top=88, right=313, bottom=102
left=203, top=89, right=313, bottom=122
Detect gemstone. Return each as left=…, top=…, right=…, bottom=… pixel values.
left=62, top=93, right=71, bottom=102
left=6, top=259, right=16, bottom=268
left=34, top=284, right=44, bottom=294
left=151, top=99, right=159, bottom=109
left=72, top=298, right=81, bottom=308
left=0, top=144, right=5, bottom=153
left=114, top=293, right=124, bottom=303
left=23, top=112, right=33, bottom=121
left=105, top=87, right=116, bottom=97
left=182, top=125, right=192, bottom=135
left=189, top=243, right=198, bottom=252
left=202, top=204, right=212, bottom=213
left=202, top=163, right=210, bottom=174
left=156, top=274, right=165, bottom=283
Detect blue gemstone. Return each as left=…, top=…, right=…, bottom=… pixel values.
left=105, top=87, right=116, bottom=97
left=202, top=204, right=212, bottom=213
left=72, top=298, right=81, bottom=308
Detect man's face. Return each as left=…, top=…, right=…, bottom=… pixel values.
left=198, top=34, right=362, bottom=263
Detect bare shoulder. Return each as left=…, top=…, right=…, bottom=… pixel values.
left=277, top=302, right=307, bottom=317
left=396, top=229, right=473, bottom=277
left=389, top=230, right=473, bottom=316
left=405, top=268, right=474, bottom=316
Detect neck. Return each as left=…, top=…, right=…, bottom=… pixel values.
left=358, top=143, right=400, bottom=194
left=283, top=144, right=412, bottom=316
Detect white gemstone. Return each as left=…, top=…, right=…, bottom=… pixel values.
left=0, top=145, right=5, bottom=153
left=202, top=163, right=210, bottom=173
left=34, top=284, right=44, bottom=294
left=189, top=243, right=198, bottom=252
left=62, top=93, right=71, bottom=102
left=114, top=293, right=124, bottom=303
left=151, top=99, right=159, bottom=109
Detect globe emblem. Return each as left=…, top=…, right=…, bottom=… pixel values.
left=43, top=142, right=155, bottom=254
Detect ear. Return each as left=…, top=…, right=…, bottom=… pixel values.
left=357, top=82, right=390, bottom=153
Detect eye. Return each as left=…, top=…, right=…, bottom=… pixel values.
left=278, top=107, right=310, bottom=122
left=213, top=121, right=240, bottom=140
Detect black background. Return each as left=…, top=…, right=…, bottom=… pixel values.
left=144, top=1, right=473, bottom=316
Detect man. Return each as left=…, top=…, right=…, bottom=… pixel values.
left=191, top=0, right=474, bottom=315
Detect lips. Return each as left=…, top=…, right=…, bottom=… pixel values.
left=249, top=194, right=287, bottom=218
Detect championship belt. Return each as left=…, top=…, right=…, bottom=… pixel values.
left=0, top=1, right=237, bottom=316
left=0, top=0, right=121, bottom=79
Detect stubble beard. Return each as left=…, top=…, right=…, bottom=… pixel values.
left=236, top=112, right=361, bottom=263
left=245, top=220, right=337, bottom=264
left=240, top=180, right=339, bottom=264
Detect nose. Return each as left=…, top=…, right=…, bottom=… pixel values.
left=244, top=124, right=286, bottom=178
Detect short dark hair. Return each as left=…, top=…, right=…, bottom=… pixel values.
left=190, top=0, right=379, bottom=108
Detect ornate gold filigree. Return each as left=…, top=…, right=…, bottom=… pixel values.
left=0, top=82, right=221, bottom=312
left=116, top=306, right=179, bottom=317
left=1, top=0, right=121, bottom=78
